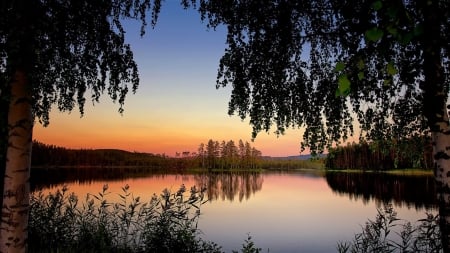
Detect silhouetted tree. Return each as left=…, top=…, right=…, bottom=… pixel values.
left=325, top=136, right=433, bottom=170
left=197, top=139, right=261, bottom=169
left=0, top=0, right=162, bottom=250
left=197, top=143, right=206, bottom=168
left=186, top=0, right=450, bottom=249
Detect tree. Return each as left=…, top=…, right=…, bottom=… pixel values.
left=205, top=139, right=217, bottom=169
left=0, top=0, right=162, bottom=251
left=187, top=0, right=450, bottom=249
left=244, top=141, right=252, bottom=168
left=238, top=139, right=245, bottom=161
left=197, top=142, right=206, bottom=168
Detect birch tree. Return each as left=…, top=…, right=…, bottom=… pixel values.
left=0, top=0, right=161, bottom=251
left=187, top=0, right=450, bottom=249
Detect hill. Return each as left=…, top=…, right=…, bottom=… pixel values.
left=31, top=141, right=169, bottom=168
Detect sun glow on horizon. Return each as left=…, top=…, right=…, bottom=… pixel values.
left=32, top=2, right=310, bottom=158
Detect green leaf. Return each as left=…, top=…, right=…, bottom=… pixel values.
left=386, top=25, right=398, bottom=36
left=386, top=62, right=398, bottom=76
left=387, top=6, right=398, bottom=19
left=356, top=59, right=365, bottom=70
left=398, top=25, right=423, bottom=45
left=365, top=28, right=384, bottom=42
left=336, top=75, right=351, bottom=97
left=399, top=32, right=414, bottom=45
left=372, top=1, right=383, bottom=11
left=358, top=71, right=365, bottom=80
left=334, top=61, right=346, bottom=72
left=413, top=24, right=424, bottom=37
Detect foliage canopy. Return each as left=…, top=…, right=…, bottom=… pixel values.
left=186, top=0, right=450, bottom=154
left=0, top=0, right=163, bottom=125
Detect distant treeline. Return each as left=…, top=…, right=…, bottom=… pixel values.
left=325, top=136, right=433, bottom=170
left=31, top=140, right=323, bottom=172
left=32, top=141, right=171, bottom=168
left=32, top=140, right=263, bottom=170
left=259, top=157, right=324, bottom=170
left=196, top=139, right=262, bottom=169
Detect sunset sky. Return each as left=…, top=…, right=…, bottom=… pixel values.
left=33, top=1, right=307, bottom=157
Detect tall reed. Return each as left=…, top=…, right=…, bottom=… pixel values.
left=337, top=203, right=442, bottom=253
left=28, top=184, right=222, bottom=253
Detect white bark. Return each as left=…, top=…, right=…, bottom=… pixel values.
left=434, top=104, right=450, bottom=187
left=433, top=103, right=450, bottom=251
left=0, top=71, right=33, bottom=253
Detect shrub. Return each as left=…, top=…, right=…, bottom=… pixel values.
left=29, top=184, right=222, bottom=253
left=337, top=203, right=442, bottom=253
left=232, top=234, right=262, bottom=253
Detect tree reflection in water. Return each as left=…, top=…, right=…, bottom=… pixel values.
left=325, top=171, right=437, bottom=210
left=194, top=172, right=263, bottom=202
left=31, top=168, right=265, bottom=203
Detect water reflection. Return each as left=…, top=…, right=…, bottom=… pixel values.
left=32, top=168, right=438, bottom=209
left=31, top=168, right=264, bottom=203
left=30, top=167, right=179, bottom=191
left=325, top=171, right=437, bottom=210
left=194, top=172, right=263, bottom=202
left=29, top=169, right=438, bottom=252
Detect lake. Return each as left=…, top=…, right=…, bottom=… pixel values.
left=31, top=169, right=438, bottom=253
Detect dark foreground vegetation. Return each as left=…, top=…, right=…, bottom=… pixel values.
left=29, top=185, right=262, bottom=253
left=29, top=185, right=442, bottom=253
left=338, top=203, right=441, bottom=253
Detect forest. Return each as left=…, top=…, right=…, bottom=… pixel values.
left=31, top=140, right=323, bottom=172
left=32, top=140, right=170, bottom=168
left=324, top=136, right=433, bottom=170
left=196, top=139, right=262, bottom=169
left=31, top=139, right=263, bottom=170
left=34, top=136, right=434, bottom=172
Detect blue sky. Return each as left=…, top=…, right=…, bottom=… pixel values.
left=34, top=1, right=306, bottom=157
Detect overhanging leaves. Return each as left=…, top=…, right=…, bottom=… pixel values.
left=365, top=27, right=384, bottom=42
left=0, top=0, right=159, bottom=126
left=336, top=74, right=351, bottom=97
left=193, top=0, right=445, bottom=154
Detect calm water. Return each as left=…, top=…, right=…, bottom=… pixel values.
left=31, top=170, right=438, bottom=253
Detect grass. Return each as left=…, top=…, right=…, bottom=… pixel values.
left=337, top=203, right=442, bottom=253
left=29, top=185, right=441, bottom=253
left=28, top=185, right=262, bottom=253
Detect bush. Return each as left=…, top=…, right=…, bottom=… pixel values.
left=29, top=186, right=442, bottom=253
left=337, top=203, right=442, bottom=253
left=232, top=234, right=262, bottom=253
left=29, top=184, right=222, bottom=253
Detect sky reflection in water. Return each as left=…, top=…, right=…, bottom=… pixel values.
left=34, top=171, right=437, bottom=253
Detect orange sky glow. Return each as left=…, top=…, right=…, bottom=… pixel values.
left=33, top=2, right=317, bottom=157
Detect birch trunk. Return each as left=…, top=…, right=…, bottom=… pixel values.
left=434, top=106, right=450, bottom=252
left=0, top=71, right=32, bottom=253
